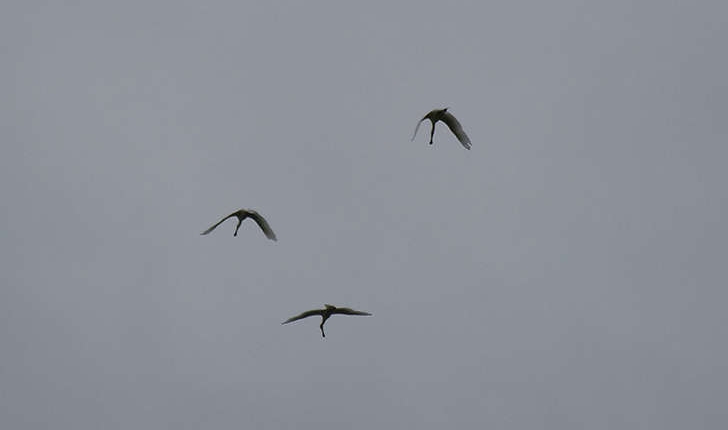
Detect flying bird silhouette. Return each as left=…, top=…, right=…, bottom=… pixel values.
left=282, top=304, right=372, bottom=338
left=411, top=107, right=471, bottom=149
left=201, top=209, right=277, bottom=240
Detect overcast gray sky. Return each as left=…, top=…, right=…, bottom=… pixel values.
left=2, top=1, right=727, bottom=428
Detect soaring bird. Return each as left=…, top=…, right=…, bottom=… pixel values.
left=411, top=107, right=471, bottom=149
left=282, top=304, right=372, bottom=338
left=201, top=209, right=277, bottom=240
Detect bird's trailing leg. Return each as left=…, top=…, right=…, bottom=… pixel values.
left=234, top=220, right=242, bottom=237
left=429, top=121, right=436, bottom=145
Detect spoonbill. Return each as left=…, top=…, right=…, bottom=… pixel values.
left=282, top=304, right=371, bottom=338
left=201, top=209, right=277, bottom=241
left=412, top=107, right=471, bottom=149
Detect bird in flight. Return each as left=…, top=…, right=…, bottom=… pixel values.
left=411, top=107, right=471, bottom=149
left=201, top=209, right=277, bottom=241
left=282, top=304, right=372, bottom=338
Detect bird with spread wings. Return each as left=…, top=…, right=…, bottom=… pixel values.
left=201, top=209, right=277, bottom=241
left=412, top=107, right=471, bottom=150
left=282, top=304, right=372, bottom=338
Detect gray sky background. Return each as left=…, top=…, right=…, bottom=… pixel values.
left=2, top=1, right=727, bottom=428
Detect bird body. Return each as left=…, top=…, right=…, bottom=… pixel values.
left=412, top=107, right=471, bottom=149
left=201, top=209, right=277, bottom=240
left=282, top=304, right=372, bottom=337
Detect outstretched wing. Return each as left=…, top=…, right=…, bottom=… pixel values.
left=411, top=116, right=427, bottom=141
left=248, top=211, right=277, bottom=241
left=332, top=307, right=372, bottom=317
left=200, top=212, right=237, bottom=235
left=441, top=111, right=471, bottom=149
left=282, top=309, right=323, bottom=324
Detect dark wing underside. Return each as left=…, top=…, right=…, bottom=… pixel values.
left=331, top=307, right=372, bottom=316
left=200, top=212, right=237, bottom=235
left=282, top=309, right=323, bottom=324
left=441, top=111, right=471, bottom=149
left=411, top=116, right=428, bottom=141
left=248, top=211, right=277, bottom=241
